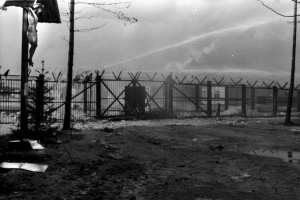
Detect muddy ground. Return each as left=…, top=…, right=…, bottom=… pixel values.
left=1, top=117, right=300, bottom=200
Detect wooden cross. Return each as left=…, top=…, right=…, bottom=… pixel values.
left=2, top=0, right=61, bottom=138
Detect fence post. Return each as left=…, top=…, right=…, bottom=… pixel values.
left=165, top=74, right=174, bottom=112
left=225, top=86, right=228, bottom=110
left=165, top=81, right=168, bottom=111
left=133, top=79, right=137, bottom=87
left=96, top=75, right=101, bottom=118
left=251, top=87, right=255, bottom=110
left=36, top=74, right=44, bottom=132
left=241, top=84, right=246, bottom=117
left=207, top=81, right=212, bottom=117
left=195, top=85, right=199, bottom=112
left=169, top=82, right=173, bottom=112
left=83, top=82, right=87, bottom=114
left=273, top=86, right=278, bottom=117
left=297, top=89, right=300, bottom=112
left=216, top=103, right=221, bottom=117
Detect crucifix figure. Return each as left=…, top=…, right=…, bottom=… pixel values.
left=24, top=3, right=44, bottom=66
left=2, top=0, right=61, bottom=138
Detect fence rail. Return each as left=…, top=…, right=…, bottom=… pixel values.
left=0, top=71, right=299, bottom=123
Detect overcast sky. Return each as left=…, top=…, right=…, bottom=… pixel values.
left=0, top=0, right=299, bottom=80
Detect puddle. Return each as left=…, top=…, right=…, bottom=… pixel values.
left=233, top=148, right=300, bottom=164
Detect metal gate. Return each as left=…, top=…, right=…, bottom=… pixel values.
left=99, top=72, right=166, bottom=117
left=171, top=83, right=207, bottom=117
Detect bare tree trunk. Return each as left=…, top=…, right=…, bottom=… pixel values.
left=285, top=0, right=297, bottom=125
left=63, top=0, right=75, bottom=129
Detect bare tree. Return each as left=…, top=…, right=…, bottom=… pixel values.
left=62, top=1, right=137, bottom=129
left=257, top=0, right=299, bottom=125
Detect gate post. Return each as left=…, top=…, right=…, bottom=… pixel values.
left=169, top=82, right=173, bottom=112
left=224, top=86, right=229, bottom=110
left=195, top=84, right=199, bottom=111
left=164, top=81, right=168, bottom=111
left=241, top=84, right=246, bottom=117
left=165, top=74, right=174, bottom=112
left=132, top=79, right=137, bottom=87
left=207, top=81, right=212, bottom=117
left=251, top=87, right=255, bottom=110
left=96, top=75, right=102, bottom=118
left=83, top=82, right=87, bottom=114
left=273, top=86, right=278, bottom=117
left=216, top=103, right=221, bottom=117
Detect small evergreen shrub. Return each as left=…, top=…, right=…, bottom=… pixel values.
left=11, top=62, right=59, bottom=141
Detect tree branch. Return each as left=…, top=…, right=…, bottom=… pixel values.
left=76, top=2, right=132, bottom=8
left=257, top=0, right=300, bottom=17
left=75, top=1, right=138, bottom=24
left=74, top=22, right=108, bottom=32
left=61, top=36, right=69, bottom=43
left=75, top=14, right=99, bottom=21
left=74, top=22, right=108, bottom=33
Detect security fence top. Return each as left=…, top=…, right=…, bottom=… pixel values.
left=197, top=76, right=207, bottom=84
left=0, top=69, right=10, bottom=79
left=95, top=70, right=105, bottom=79
left=174, top=75, right=187, bottom=84
left=80, top=74, right=90, bottom=83
left=277, top=82, right=288, bottom=89
left=161, top=73, right=167, bottom=81
left=73, top=74, right=81, bottom=83
left=82, top=73, right=93, bottom=83
left=128, top=71, right=141, bottom=81
left=185, top=76, right=199, bottom=84
left=230, top=78, right=243, bottom=86
left=181, top=75, right=187, bottom=84
left=145, top=72, right=157, bottom=81
left=246, top=80, right=258, bottom=88
left=112, top=71, right=122, bottom=80
left=188, top=76, right=195, bottom=84
left=7, top=70, right=300, bottom=90
left=213, top=77, right=224, bottom=85
left=136, top=71, right=142, bottom=79
left=262, top=81, right=274, bottom=88
left=52, top=72, right=62, bottom=82
left=294, top=83, right=300, bottom=89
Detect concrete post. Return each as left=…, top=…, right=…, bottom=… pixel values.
left=251, top=87, right=255, bottom=110
left=273, top=86, right=278, bottom=117
left=207, top=81, right=212, bottom=117
left=241, top=84, right=246, bottom=117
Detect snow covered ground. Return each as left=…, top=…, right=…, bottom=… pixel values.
left=0, top=116, right=296, bottom=137
left=0, top=118, right=214, bottom=136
